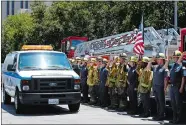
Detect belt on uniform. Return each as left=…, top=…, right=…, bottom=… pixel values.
left=141, top=83, right=149, bottom=88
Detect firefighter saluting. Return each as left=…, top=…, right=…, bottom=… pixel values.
left=107, top=56, right=119, bottom=110
left=116, top=53, right=128, bottom=111
left=165, top=50, right=186, bottom=124
left=127, top=56, right=139, bottom=115
left=138, top=56, right=153, bottom=117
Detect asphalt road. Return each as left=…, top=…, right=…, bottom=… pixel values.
left=1, top=98, right=177, bottom=124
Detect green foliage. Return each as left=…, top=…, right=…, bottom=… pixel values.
left=2, top=13, right=34, bottom=61
left=1, top=1, right=186, bottom=62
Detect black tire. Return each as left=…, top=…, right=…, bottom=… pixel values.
left=3, top=87, right=11, bottom=104
left=68, top=103, right=80, bottom=112
left=14, top=90, right=24, bottom=114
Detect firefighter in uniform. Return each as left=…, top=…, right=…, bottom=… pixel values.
left=80, top=57, right=89, bottom=103
left=149, top=53, right=168, bottom=120
left=99, top=58, right=109, bottom=107
left=107, top=56, right=119, bottom=110
left=116, top=53, right=128, bottom=111
left=73, top=57, right=82, bottom=76
left=87, top=58, right=99, bottom=105
left=127, top=56, right=139, bottom=115
left=165, top=50, right=185, bottom=124
left=138, top=56, right=153, bottom=117
left=95, top=56, right=103, bottom=106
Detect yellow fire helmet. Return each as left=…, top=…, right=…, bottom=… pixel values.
left=130, top=56, right=138, bottom=62
left=156, top=53, right=165, bottom=59
left=113, top=56, right=120, bottom=61
left=90, top=58, right=97, bottom=62
left=142, top=56, right=150, bottom=63
left=173, top=50, right=182, bottom=57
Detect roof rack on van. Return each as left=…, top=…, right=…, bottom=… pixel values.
left=21, top=45, right=53, bottom=51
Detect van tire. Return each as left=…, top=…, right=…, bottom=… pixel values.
left=14, top=90, right=24, bottom=114
left=3, top=87, right=11, bottom=104
left=68, top=103, right=80, bottom=112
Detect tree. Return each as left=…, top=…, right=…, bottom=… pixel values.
left=2, top=13, right=34, bottom=62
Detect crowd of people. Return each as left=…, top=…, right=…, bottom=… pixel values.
left=69, top=50, right=185, bottom=124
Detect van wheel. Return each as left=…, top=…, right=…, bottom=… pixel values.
left=3, top=87, right=11, bottom=104
left=14, top=90, right=24, bottom=114
left=68, top=103, right=80, bottom=112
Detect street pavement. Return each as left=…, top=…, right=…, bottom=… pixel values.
left=1, top=98, right=174, bottom=124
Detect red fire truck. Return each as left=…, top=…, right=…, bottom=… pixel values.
left=61, top=36, right=88, bottom=58
left=179, top=28, right=186, bottom=53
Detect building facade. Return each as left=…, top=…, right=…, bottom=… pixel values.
left=1, top=1, right=52, bottom=21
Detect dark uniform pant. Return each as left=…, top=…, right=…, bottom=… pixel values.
left=128, top=86, right=138, bottom=113
left=153, top=85, right=165, bottom=117
left=117, top=87, right=127, bottom=110
left=89, top=86, right=97, bottom=104
left=81, top=81, right=89, bottom=102
left=141, top=92, right=150, bottom=115
left=170, top=85, right=183, bottom=121
left=109, top=87, right=118, bottom=109
left=99, top=86, right=108, bottom=106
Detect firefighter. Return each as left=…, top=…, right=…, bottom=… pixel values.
left=107, top=56, right=119, bottom=110
left=127, top=56, right=139, bottom=115
left=149, top=53, right=168, bottom=121
left=95, top=56, right=103, bottom=106
left=138, top=56, right=153, bottom=117
left=73, top=57, right=82, bottom=75
left=87, top=58, right=99, bottom=105
left=99, top=58, right=109, bottom=107
left=116, top=53, right=128, bottom=111
left=166, top=50, right=185, bottom=124
left=80, top=57, right=89, bottom=103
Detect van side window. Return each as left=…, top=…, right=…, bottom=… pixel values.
left=12, top=54, right=17, bottom=70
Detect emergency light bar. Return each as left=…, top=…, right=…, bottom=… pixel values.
left=21, top=45, right=53, bottom=51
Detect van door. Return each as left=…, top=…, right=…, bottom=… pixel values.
left=9, top=54, right=18, bottom=96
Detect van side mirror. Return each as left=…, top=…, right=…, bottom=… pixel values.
left=7, top=64, right=15, bottom=71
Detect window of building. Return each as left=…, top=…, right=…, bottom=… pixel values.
left=25, top=1, right=28, bottom=9
left=20, top=1, right=23, bottom=8
left=7, top=1, right=9, bottom=16
left=11, top=1, right=14, bottom=15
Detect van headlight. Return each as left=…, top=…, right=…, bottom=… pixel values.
left=23, top=85, right=29, bottom=91
left=74, top=85, right=80, bottom=90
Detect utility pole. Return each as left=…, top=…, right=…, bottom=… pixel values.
left=174, top=1, right=178, bottom=32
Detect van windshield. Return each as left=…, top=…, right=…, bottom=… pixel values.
left=18, top=52, right=72, bottom=70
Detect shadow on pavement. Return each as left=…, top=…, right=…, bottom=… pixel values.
left=1, top=102, right=78, bottom=116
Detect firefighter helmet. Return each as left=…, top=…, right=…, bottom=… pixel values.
left=130, top=56, right=138, bottom=62
left=75, top=57, right=81, bottom=61
left=97, top=56, right=103, bottom=61
left=142, top=56, right=150, bottom=63
left=83, top=57, right=89, bottom=61
left=156, top=53, right=165, bottom=59
left=102, top=58, right=108, bottom=63
left=90, top=58, right=96, bottom=62
left=173, top=50, right=182, bottom=57
left=120, top=53, right=127, bottom=58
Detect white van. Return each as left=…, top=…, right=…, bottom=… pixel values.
left=2, top=47, right=81, bottom=114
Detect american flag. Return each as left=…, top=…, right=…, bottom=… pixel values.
left=133, top=14, right=144, bottom=55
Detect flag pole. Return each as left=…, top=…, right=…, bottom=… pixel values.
left=140, top=11, right=144, bottom=60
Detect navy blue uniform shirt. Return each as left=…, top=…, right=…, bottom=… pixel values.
left=169, top=63, right=183, bottom=87
left=152, top=65, right=168, bottom=87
